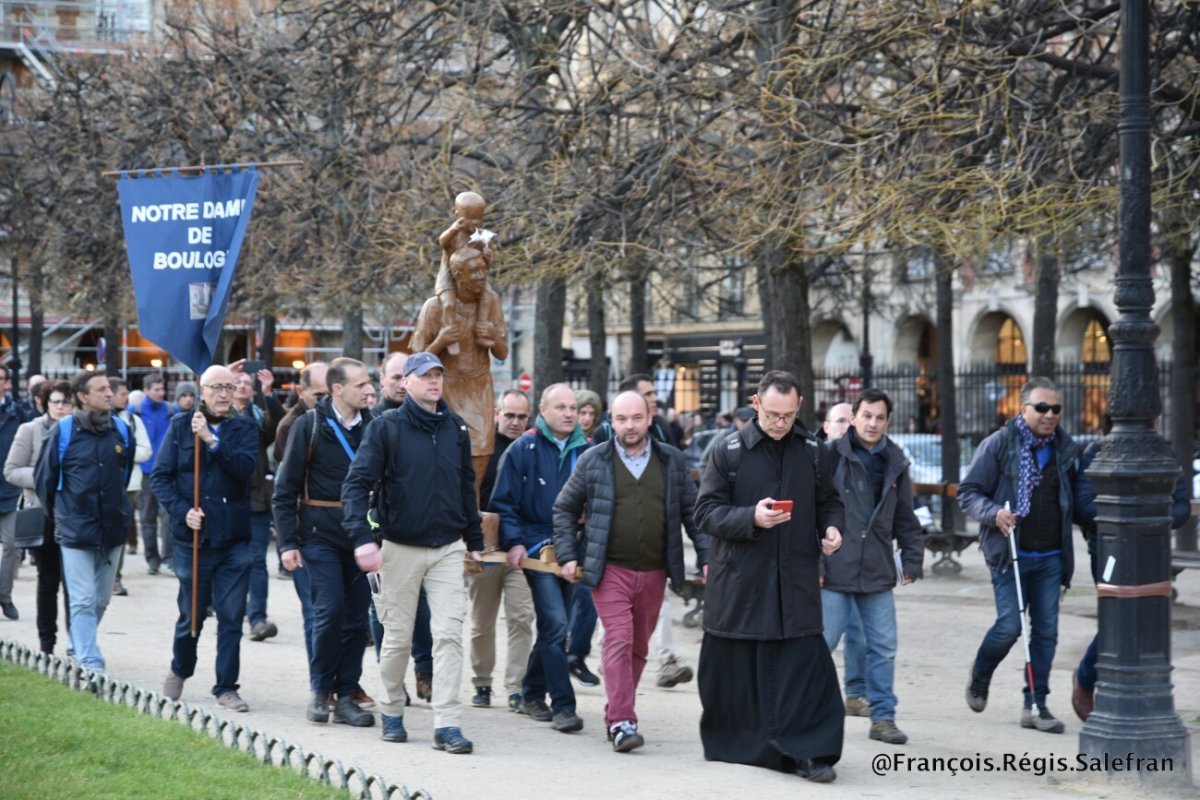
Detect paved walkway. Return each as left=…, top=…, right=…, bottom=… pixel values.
left=2, top=532, right=1197, bottom=799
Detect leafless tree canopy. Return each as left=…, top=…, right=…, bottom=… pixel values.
left=1, top=1, right=1197, bottom=378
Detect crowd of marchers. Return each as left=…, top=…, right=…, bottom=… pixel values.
left=0, top=356, right=1152, bottom=784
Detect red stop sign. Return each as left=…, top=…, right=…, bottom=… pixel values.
left=518, top=372, right=533, bottom=392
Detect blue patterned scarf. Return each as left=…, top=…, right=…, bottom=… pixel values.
left=1014, top=415, right=1054, bottom=518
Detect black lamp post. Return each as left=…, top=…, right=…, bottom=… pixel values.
left=1077, top=1, right=1192, bottom=785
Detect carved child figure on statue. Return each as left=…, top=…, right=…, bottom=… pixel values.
left=436, top=191, right=496, bottom=355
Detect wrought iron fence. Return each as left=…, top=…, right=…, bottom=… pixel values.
left=813, top=361, right=1178, bottom=445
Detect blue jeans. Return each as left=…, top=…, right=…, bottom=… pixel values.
left=302, top=542, right=370, bottom=695
left=822, top=589, right=898, bottom=721
left=842, top=603, right=866, bottom=697
left=60, top=545, right=122, bottom=671
left=246, top=511, right=272, bottom=625
left=171, top=540, right=252, bottom=697
left=373, top=587, right=432, bottom=671
left=523, top=570, right=576, bottom=713
left=1076, top=538, right=1101, bottom=692
left=567, top=583, right=597, bottom=660
left=291, top=564, right=315, bottom=669
left=974, top=553, right=1062, bottom=708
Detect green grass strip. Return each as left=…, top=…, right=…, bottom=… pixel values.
left=0, top=660, right=349, bottom=800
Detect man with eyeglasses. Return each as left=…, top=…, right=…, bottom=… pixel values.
left=959, top=376, right=1096, bottom=734
left=152, top=364, right=260, bottom=713
left=694, top=370, right=845, bottom=783
left=468, top=389, right=534, bottom=710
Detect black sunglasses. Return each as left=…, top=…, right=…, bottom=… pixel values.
left=1026, top=402, right=1062, bottom=415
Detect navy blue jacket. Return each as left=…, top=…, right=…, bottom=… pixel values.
left=150, top=409, right=259, bottom=548
left=0, top=396, right=33, bottom=513
left=34, top=413, right=133, bottom=550
left=341, top=399, right=483, bottom=552
left=958, top=419, right=1097, bottom=588
left=489, top=419, right=589, bottom=551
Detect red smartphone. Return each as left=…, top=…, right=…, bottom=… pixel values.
left=769, top=500, right=793, bottom=512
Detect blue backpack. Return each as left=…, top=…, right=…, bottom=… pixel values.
left=56, top=414, right=132, bottom=491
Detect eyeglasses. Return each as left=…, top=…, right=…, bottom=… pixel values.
left=203, top=383, right=237, bottom=394
left=1025, top=402, right=1062, bottom=415
left=48, top=398, right=69, bottom=405
left=501, top=413, right=529, bottom=421
left=761, top=409, right=798, bottom=425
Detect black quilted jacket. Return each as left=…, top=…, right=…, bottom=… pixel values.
left=552, top=439, right=708, bottom=591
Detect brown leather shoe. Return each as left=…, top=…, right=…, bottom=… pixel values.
left=1071, top=671, right=1094, bottom=722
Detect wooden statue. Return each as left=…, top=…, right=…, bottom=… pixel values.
left=412, top=193, right=508, bottom=491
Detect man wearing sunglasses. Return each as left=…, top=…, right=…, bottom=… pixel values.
left=958, top=377, right=1096, bottom=734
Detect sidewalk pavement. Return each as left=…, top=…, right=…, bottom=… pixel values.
left=1, top=531, right=1196, bottom=799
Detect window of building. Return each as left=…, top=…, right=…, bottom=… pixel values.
left=995, top=318, right=1027, bottom=365
left=1081, top=318, right=1110, bottom=364
left=673, top=364, right=700, bottom=413
left=718, top=257, right=745, bottom=319
left=275, top=330, right=315, bottom=368
left=994, top=317, right=1027, bottom=419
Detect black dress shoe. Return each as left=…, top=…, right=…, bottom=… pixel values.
left=568, top=656, right=600, bottom=686
left=306, top=692, right=332, bottom=723
left=797, top=759, right=837, bottom=783
left=334, top=695, right=375, bottom=727
left=1, top=601, right=18, bottom=620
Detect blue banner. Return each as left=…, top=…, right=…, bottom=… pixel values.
left=117, top=167, right=260, bottom=374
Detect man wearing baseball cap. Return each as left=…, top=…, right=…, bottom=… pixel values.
left=342, top=352, right=484, bottom=754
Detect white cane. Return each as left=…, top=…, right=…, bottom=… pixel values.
left=1004, top=501, right=1039, bottom=717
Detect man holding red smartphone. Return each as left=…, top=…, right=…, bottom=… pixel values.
left=695, top=370, right=845, bottom=783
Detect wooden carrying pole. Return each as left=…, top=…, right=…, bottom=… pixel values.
left=191, top=434, right=201, bottom=637
left=101, top=159, right=302, bottom=179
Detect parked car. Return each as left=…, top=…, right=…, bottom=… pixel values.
left=889, top=433, right=976, bottom=516
left=684, top=428, right=725, bottom=483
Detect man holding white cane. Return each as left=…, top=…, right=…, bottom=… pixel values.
left=958, top=377, right=1096, bottom=734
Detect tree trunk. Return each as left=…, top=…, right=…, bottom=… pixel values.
left=342, top=308, right=363, bottom=360
left=587, top=278, right=608, bottom=398
left=259, top=314, right=277, bottom=368
left=27, top=302, right=42, bottom=377
left=104, top=321, right=121, bottom=377
left=1032, top=238, right=1058, bottom=379
left=628, top=271, right=648, bottom=376
left=1166, top=224, right=1197, bottom=551
left=934, top=253, right=961, bottom=532
left=757, top=248, right=815, bottom=425
left=533, top=276, right=566, bottom=400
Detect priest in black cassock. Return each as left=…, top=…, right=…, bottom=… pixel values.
left=694, top=370, right=846, bottom=783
